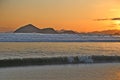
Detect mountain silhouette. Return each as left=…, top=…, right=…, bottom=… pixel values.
left=14, top=24, right=77, bottom=34
left=40, top=28, right=58, bottom=34
left=14, top=24, right=57, bottom=33
left=14, top=24, right=120, bottom=35
left=90, top=30, right=120, bottom=35
left=59, top=29, right=78, bottom=34
left=14, top=24, right=41, bottom=33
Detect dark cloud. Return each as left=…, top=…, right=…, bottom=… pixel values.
left=94, top=18, right=109, bottom=21
left=112, top=18, right=120, bottom=20
left=94, top=17, right=120, bottom=21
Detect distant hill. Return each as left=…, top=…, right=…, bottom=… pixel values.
left=59, top=29, right=78, bottom=34
left=40, top=28, right=58, bottom=34
left=14, top=24, right=120, bottom=35
left=89, top=30, right=120, bottom=35
left=14, top=24, right=77, bottom=34
left=14, top=24, right=41, bottom=33
left=14, top=24, right=58, bottom=34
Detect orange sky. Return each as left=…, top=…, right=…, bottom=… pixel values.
left=0, top=0, right=120, bottom=32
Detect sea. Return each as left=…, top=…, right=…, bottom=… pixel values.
left=0, top=33, right=120, bottom=80
left=0, top=42, right=120, bottom=59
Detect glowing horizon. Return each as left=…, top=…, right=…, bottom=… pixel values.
left=0, top=0, right=120, bottom=32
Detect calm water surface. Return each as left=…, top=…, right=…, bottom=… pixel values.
left=0, top=42, right=120, bottom=59
left=0, top=63, right=120, bottom=80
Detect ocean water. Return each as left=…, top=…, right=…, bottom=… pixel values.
left=0, top=33, right=120, bottom=42
left=0, top=42, right=120, bottom=59
left=0, top=63, right=120, bottom=80
left=0, top=42, right=120, bottom=80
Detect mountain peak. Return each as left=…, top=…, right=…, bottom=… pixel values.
left=25, top=24, right=35, bottom=27
left=14, top=24, right=41, bottom=33
left=21, top=24, right=38, bottom=28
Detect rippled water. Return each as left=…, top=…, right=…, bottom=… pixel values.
left=0, top=63, right=120, bottom=80
left=0, top=42, right=120, bottom=59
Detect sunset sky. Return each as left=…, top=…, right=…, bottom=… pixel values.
left=0, top=0, right=120, bottom=32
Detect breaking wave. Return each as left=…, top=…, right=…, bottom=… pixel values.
left=0, top=55, right=120, bottom=67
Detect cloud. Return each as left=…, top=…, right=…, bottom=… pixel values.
left=94, top=17, right=120, bottom=21
left=111, top=18, right=120, bottom=20
left=95, top=18, right=109, bottom=21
